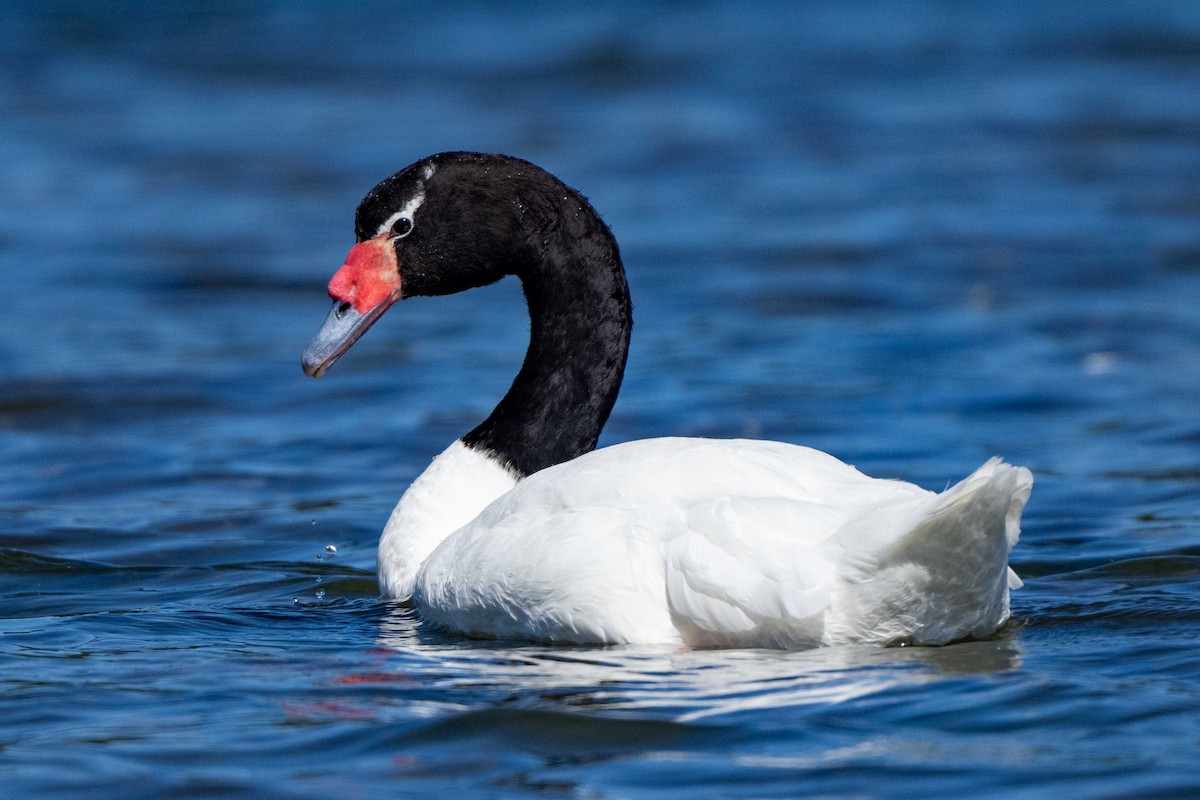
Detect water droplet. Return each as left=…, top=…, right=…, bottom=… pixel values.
left=325, top=544, right=338, bottom=554
left=315, top=589, right=325, bottom=600
left=293, top=598, right=300, bottom=605
left=311, top=518, right=317, bottom=526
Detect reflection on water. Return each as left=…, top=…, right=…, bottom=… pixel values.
left=371, top=605, right=1023, bottom=722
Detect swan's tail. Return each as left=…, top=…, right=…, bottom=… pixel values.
left=833, top=458, right=1033, bottom=646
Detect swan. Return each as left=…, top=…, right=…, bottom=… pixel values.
left=302, top=152, right=1032, bottom=648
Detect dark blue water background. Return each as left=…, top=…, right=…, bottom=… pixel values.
left=3, top=2, right=1200, bottom=797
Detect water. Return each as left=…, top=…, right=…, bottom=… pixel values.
left=3, top=2, right=1200, bottom=797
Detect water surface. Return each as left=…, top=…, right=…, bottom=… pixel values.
left=3, top=2, right=1200, bottom=797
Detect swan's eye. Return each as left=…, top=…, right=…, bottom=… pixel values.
left=335, top=301, right=352, bottom=319
left=391, top=217, right=413, bottom=238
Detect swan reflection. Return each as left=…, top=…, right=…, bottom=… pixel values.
left=369, top=604, right=1024, bottom=723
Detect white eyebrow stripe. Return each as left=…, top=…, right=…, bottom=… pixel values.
left=375, top=184, right=426, bottom=237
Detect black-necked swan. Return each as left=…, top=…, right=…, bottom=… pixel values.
left=302, top=152, right=1032, bottom=648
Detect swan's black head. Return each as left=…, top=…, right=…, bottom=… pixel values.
left=302, top=152, right=581, bottom=377
left=302, top=152, right=632, bottom=476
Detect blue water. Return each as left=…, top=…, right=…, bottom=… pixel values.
left=4, top=2, right=1200, bottom=797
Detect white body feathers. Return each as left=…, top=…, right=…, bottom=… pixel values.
left=378, top=440, right=518, bottom=599
left=380, top=438, right=1032, bottom=648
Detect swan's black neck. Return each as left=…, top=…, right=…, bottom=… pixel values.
left=350, top=153, right=633, bottom=479
left=458, top=172, right=631, bottom=478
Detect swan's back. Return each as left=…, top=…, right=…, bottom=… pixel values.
left=415, top=438, right=1032, bottom=647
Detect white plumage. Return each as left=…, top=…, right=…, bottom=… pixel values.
left=394, top=438, right=1031, bottom=648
